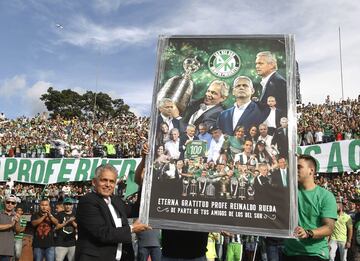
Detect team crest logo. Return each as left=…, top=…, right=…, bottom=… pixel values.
left=208, top=49, right=241, bottom=78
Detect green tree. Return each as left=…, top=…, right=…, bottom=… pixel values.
left=40, top=87, right=132, bottom=119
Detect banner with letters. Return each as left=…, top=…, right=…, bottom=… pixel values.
left=0, top=157, right=141, bottom=196
left=298, top=139, right=360, bottom=173
left=141, top=35, right=297, bottom=238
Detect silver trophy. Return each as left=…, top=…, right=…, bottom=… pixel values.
left=157, top=57, right=200, bottom=116
left=182, top=178, right=190, bottom=197
left=206, top=180, right=216, bottom=198
left=189, top=178, right=197, bottom=197
left=230, top=176, right=239, bottom=198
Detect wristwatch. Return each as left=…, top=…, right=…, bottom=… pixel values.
left=305, top=229, right=314, bottom=239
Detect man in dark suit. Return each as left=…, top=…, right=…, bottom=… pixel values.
left=157, top=98, right=181, bottom=132
left=255, top=51, right=287, bottom=112
left=75, top=164, right=150, bottom=261
left=271, top=157, right=289, bottom=188
left=262, top=96, right=284, bottom=135
left=271, top=117, right=289, bottom=158
left=217, top=76, right=266, bottom=136
left=253, top=163, right=272, bottom=193
left=182, top=79, right=229, bottom=131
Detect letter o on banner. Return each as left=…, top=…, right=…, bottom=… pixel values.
left=31, top=160, right=46, bottom=183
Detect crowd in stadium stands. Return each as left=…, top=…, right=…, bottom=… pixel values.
left=0, top=96, right=360, bottom=260
left=0, top=113, right=150, bottom=158
left=297, top=96, right=360, bottom=145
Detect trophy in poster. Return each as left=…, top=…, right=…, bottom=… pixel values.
left=230, top=176, right=239, bottom=198
left=206, top=180, right=216, bottom=198
left=247, top=185, right=255, bottom=200
left=182, top=178, right=190, bottom=196
left=198, top=172, right=208, bottom=196
left=157, top=57, right=200, bottom=116
left=219, top=176, right=230, bottom=199
left=238, top=174, right=247, bottom=200
left=189, top=178, right=197, bottom=197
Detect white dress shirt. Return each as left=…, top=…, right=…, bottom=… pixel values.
left=161, top=114, right=174, bottom=130
left=188, top=104, right=216, bottom=125
left=164, top=139, right=180, bottom=159
left=208, top=135, right=224, bottom=162
left=104, top=197, right=122, bottom=261
left=263, top=107, right=277, bottom=128
left=280, top=168, right=287, bottom=187
left=232, top=100, right=251, bottom=131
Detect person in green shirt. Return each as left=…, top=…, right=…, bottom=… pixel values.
left=329, top=202, right=353, bottom=261
left=284, top=154, right=337, bottom=261
left=14, top=206, right=27, bottom=261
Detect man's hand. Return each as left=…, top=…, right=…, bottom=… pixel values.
left=131, top=219, right=151, bottom=234
left=294, top=226, right=308, bottom=239
left=345, top=241, right=351, bottom=249
left=67, top=217, right=76, bottom=224
left=141, top=143, right=149, bottom=158
left=221, top=230, right=232, bottom=237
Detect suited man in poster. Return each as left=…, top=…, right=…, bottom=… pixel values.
left=217, top=76, right=266, bottom=136
left=271, top=117, right=289, bottom=158
left=262, top=96, right=284, bottom=135
left=157, top=98, right=181, bottom=132
left=182, top=80, right=229, bottom=131
left=255, top=51, right=287, bottom=112
left=271, top=157, right=289, bottom=188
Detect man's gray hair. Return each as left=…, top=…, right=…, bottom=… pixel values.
left=187, top=124, right=196, bottom=130
left=157, top=98, right=173, bottom=109
left=256, top=51, right=278, bottom=70
left=209, top=80, right=229, bottom=98
left=233, top=76, right=254, bottom=89
left=94, top=164, right=118, bottom=180
left=170, top=128, right=179, bottom=135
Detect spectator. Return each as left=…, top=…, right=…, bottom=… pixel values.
left=329, top=202, right=353, bottom=261
left=31, top=198, right=59, bottom=261
left=14, top=206, right=27, bottom=261
left=54, top=197, right=77, bottom=261
left=0, top=194, right=21, bottom=260
left=284, top=155, right=337, bottom=260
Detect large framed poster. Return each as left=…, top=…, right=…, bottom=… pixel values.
left=140, top=35, right=297, bottom=237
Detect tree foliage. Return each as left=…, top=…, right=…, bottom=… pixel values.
left=40, top=87, right=132, bottom=119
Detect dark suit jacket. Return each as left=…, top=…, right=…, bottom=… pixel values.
left=263, top=107, right=284, bottom=129
left=217, top=101, right=266, bottom=136
left=253, top=174, right=271, bottom=194
left=271, top=127, right=288, bottom=158
left=75, top=192, right=137, bottom=261
left=259, top=72, right=287, bottom=112
left=271, top=168, right=289, bottom=188
left=182, top=99, right=225, bottom=130
left=157, top=114, right=181, bottom=132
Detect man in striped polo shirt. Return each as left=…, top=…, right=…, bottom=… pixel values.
left=14, top=206, right=27, bottom=261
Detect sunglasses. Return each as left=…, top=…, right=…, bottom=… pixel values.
left=6, top=201, right=16, bottom=205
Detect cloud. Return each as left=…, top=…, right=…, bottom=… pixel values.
left=0, top=75, right=27, bottom=98
left=54, top=15, right=153, bottom=51
left=92, top=0, right=150, bottom=13
left=25, top=81, right=51, bottom=115
left=130, top=103, right=151, bottom=116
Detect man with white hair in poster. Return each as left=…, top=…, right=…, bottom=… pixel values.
left=255, top=51, right=287, bottom=111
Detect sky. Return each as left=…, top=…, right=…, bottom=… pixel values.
left=0, top=0, right=359, bottom=119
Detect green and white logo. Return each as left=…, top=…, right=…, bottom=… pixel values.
left=208, top=49, right=241, bottom=78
